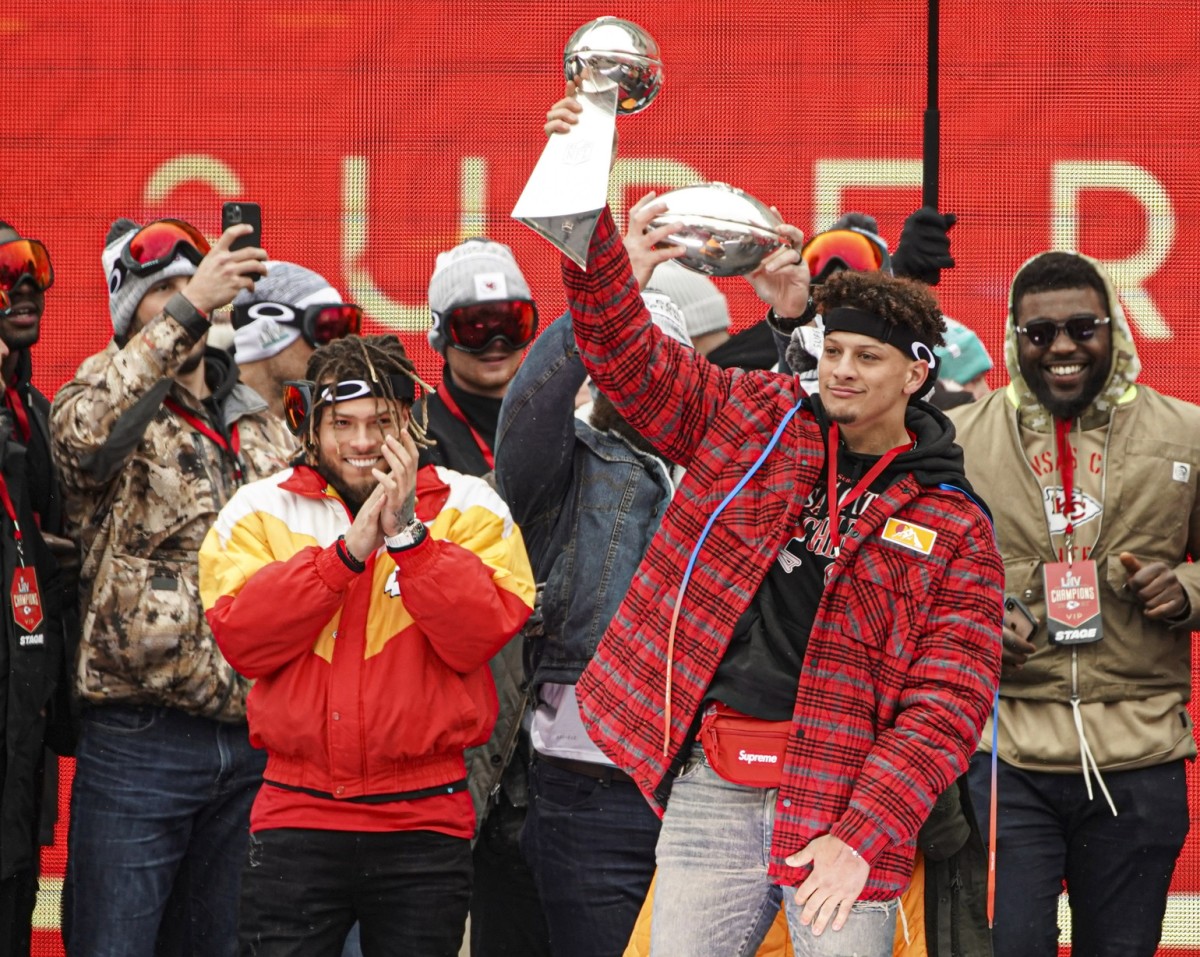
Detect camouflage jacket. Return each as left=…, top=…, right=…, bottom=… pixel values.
left=50, top=309, right=294, bottom=720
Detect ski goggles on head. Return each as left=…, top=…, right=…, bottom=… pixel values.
left=0, top=239, right=54, bottom=293
left=282, top=375, right=417, bottom=436
left=801, top=229, right=888, bottom=284
left=232, top=301, right=363, bottom=347
left=1015, top=314, right=1110, bottom=348
left=120, top=219, right=210, bottom=277
left=439, top=299, right=538, bottom=353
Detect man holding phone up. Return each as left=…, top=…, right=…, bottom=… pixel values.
left=50, top=218, right=294, bottom=956
left=950, top=251, right=1200, bottom=957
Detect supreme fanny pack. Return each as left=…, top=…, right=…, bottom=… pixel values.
left=699, top=702, right=791, bottom=789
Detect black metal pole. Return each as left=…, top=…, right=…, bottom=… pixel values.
left=922, top=0, right=940, bottom=209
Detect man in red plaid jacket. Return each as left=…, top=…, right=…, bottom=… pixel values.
left=544, top=91, right=1003, bottom=957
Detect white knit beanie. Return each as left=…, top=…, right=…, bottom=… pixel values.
left=101, top=218, right=198, bottom=339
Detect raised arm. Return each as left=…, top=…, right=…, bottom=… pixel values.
left=495, top=310, right=586, bottom=551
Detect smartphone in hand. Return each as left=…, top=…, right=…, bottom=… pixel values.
left=221, top=202, right=262, bottom=252
left=1004, top=595, right=1039, bottom=643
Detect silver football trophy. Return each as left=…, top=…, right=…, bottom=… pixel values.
left=647, top=183, right=785, bottom=277
left=513, top=17, right=663, bottom=267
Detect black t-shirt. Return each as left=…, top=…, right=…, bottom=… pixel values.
left=706, top=447, right=899, bottom=720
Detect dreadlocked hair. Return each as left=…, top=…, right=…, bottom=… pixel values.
left=303, top=334, right=434, bottom=457
left=815, top=268, right=946, bottom=348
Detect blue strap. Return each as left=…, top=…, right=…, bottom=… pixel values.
left=676, top=396, right=805, bottom=610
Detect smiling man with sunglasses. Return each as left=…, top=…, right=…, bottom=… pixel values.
left=49, top=217, right=296, bottom=957
left=949, top=251, right=1200, bottom=957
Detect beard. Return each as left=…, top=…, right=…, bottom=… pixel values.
left=825, top=402, right=858, bottom=426
left=1019, top=352, right=1108, bottom=421
left=315, top=449, right=376, bottom=514
left=589, top=393, right=663, bottom=459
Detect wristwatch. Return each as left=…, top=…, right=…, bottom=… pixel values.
left=163, top=292, right=211, bottom=341
left=384, top=518, right=428, bottom=552
left=767, top=296, right=817, bottom=333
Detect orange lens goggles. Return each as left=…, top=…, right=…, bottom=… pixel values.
left=122, top=219, right=211, bottom=276
left=801, top=229, right=887, bottom=283
left=0, top=239, right=54, bottom=293
left=282, top=381, right=312, bottom=435
left=0, top=288, right=10, bottom=312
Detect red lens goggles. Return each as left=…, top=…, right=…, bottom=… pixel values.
left=233, top=301, right=363, bottom=347
left=442, top=300, right=538, bottom=353
left=0, top=239, right=54, bottom=293
left=0, top=288, right=10, bottom=313
left=120, top=219, right=211, bottom=276
left=801, top=229, right=887, bottom=284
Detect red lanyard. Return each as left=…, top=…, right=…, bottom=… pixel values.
left=163, top=397, right=244, bottom=483
left=4, top=386, right=30, bottom=443
left=1054, top=417, right=1077, bottom=560
left=825, top=423, right=908, bottom=551
left=0, top=472, right=27, bottom=566
left=436, top=387, right=495, bottom=470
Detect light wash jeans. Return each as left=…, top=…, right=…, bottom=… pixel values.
left=650, top=747, right=897, bottom=957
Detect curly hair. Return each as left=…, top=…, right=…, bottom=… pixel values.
left=814, top=269, right=946, bottom=348
left=301, top=334, right=434, bottom=456
left=1010, top=252, right=1108, bottom=318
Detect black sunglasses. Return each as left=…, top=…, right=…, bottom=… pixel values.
left=1015, top=315, right=1110, bottom=348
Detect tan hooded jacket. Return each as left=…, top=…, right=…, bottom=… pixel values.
left=949, top=253, right=1200, bottom=771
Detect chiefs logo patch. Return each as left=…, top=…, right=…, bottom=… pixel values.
left=880, top=518, right=937, bottom=556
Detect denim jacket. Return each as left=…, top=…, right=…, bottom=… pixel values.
left=495, top=312, right=674, bottom=686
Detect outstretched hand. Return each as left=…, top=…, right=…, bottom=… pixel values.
left=182, top=225, right=268, bottom=314
left=624, top=192, right=686, bottom=289
left=544, top=79, right=584, bottom=137
left=891, top=207, right=957, bottom=286
left=745, top=213, right=809, bottom=318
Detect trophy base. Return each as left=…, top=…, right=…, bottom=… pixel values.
left=516, top=210, right=604, bottom=269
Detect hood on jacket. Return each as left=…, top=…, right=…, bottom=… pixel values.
left=1004, top=251, right=1140, bottom=432
left=806, top=393, right=982, bottom=506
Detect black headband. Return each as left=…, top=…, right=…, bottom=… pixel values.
left=823, top=307, right=939, bottom=377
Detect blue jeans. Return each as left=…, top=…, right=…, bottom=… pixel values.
left=240, top=827, right=471, bottom=956
left=651, top=748, right=897, bottom=957
left=520, top=757, right=660, bottom=957
left=968, top=753, right=1188, bottom=957
left=65, top=705, right=266, bottom=957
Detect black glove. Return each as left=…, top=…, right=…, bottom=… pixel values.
left=891, top=207, right=957, bottom=286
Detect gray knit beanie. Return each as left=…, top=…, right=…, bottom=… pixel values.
left=231, top=262, right=342, bottom=362
left=427, top=238, right=533, bottom=354
left=646, top=260, right=730, bottom=339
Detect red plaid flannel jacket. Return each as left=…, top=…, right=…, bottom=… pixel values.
left=569, top=209, right=1003, bottom=899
